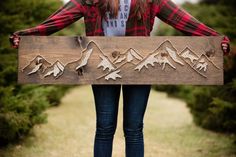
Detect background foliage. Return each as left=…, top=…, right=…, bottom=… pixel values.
left=0, top=0, right=84, bottom=146
left=155, top=0, right=236, bottom=134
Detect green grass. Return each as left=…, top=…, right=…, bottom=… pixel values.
left=0, top=85, right=235, bottom=157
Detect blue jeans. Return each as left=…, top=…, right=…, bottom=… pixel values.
left=92, top=85, right=151, bottom=157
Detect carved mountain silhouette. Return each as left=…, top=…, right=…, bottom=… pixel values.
left=179, top=48, right=220, bottom=78
left=179, top=47, right=199, bottom=65
left=93, top=46, right=148, bottom=81
left=135, top=40, right=184, bottom=71
left=43, top=60, right=65, bottom=79
left=113, top=48, right=143, bottom=66
left=104, top=70, right=122, bottom=81
left=23, top=55, right=51, bottom=75
left=64, top=41, right=117, bottom=80
left=193, top=54, right=220, bottom=74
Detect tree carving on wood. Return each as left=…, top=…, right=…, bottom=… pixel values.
left=21, top=40, right=221, bottom=81
left=105, top=70, right=122, bottom=80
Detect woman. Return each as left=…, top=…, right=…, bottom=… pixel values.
left=10, top=0, right=230, bottom=157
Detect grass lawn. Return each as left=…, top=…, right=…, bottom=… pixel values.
left=0, top=85, right=235, bottom=157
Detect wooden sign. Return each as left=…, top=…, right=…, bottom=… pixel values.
left=18, top=36, right=224, bottom=85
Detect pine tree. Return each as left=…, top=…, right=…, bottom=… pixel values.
left=0, top=0, right=72, bottom=145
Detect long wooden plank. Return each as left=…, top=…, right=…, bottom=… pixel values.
left=18, top=36, right=224, bottom=85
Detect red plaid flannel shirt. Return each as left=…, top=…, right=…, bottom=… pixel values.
left=15, top=0, right=219, bottom=36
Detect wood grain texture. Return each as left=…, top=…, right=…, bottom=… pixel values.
left=18, top=36, right=224, bottom=85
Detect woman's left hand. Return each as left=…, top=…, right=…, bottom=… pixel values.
left=221, top=36, right=230, bottom=55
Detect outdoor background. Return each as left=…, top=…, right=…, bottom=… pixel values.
left=0, top=0, right=235, bottom=156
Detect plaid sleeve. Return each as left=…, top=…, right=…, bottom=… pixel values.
left=156, top=0, right=219, bottom=36
left=15, top=0, right=85, bottom=36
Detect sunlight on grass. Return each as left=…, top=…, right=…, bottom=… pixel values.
left=0, top=85, right=235, bottom=157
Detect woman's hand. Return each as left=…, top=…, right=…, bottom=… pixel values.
left=9, top=33, right=20, bottom=49
left=221, top=36, right=230, bottom=55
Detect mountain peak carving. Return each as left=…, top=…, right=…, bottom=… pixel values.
left=23, top=55, right=51, bottom=75
left=135, top=40, right=184, bottom=71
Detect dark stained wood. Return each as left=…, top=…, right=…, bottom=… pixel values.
left=18, top=36, right=224, bottom=85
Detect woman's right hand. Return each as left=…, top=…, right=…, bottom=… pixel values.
left=221, top=36, right=230, bottom=55
left=9, top=33, right=20, bottom=49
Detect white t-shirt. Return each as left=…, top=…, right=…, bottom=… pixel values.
left=102, top=0, right=131, bottom=36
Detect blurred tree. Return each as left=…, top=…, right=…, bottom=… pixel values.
left=155, top=0, right=236, bottom=135
left=199, top=0, right=220, bottom=4
left=0, top=0, right=78, bottom=146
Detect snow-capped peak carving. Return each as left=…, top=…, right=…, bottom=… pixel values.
left=97, top=55, right=116, bottom=72
left=196, top=62, right=208, bottom=72
left=44, top=61, right=64, bottom=78
left=180, top=48, right=198, bottom=63
left=135, top=54, right=159, bottom=71
left=76, top=48, right=93, bottom=70
left=127, top=51, right=133, bottom=62
left=105, top=70, right=122, bottom=80
left=134, top=53, right=176, bottom=71
left=27, top=63, right=43, bottom=75
left=166, top=47, right=184, bottom=65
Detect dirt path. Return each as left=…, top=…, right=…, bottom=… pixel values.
left=1, top=86, right=235, bottom=157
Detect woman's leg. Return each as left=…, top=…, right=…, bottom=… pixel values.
left=122, top=85, right=151, bottom=157
left=92, top=85, right=121, bottom=157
